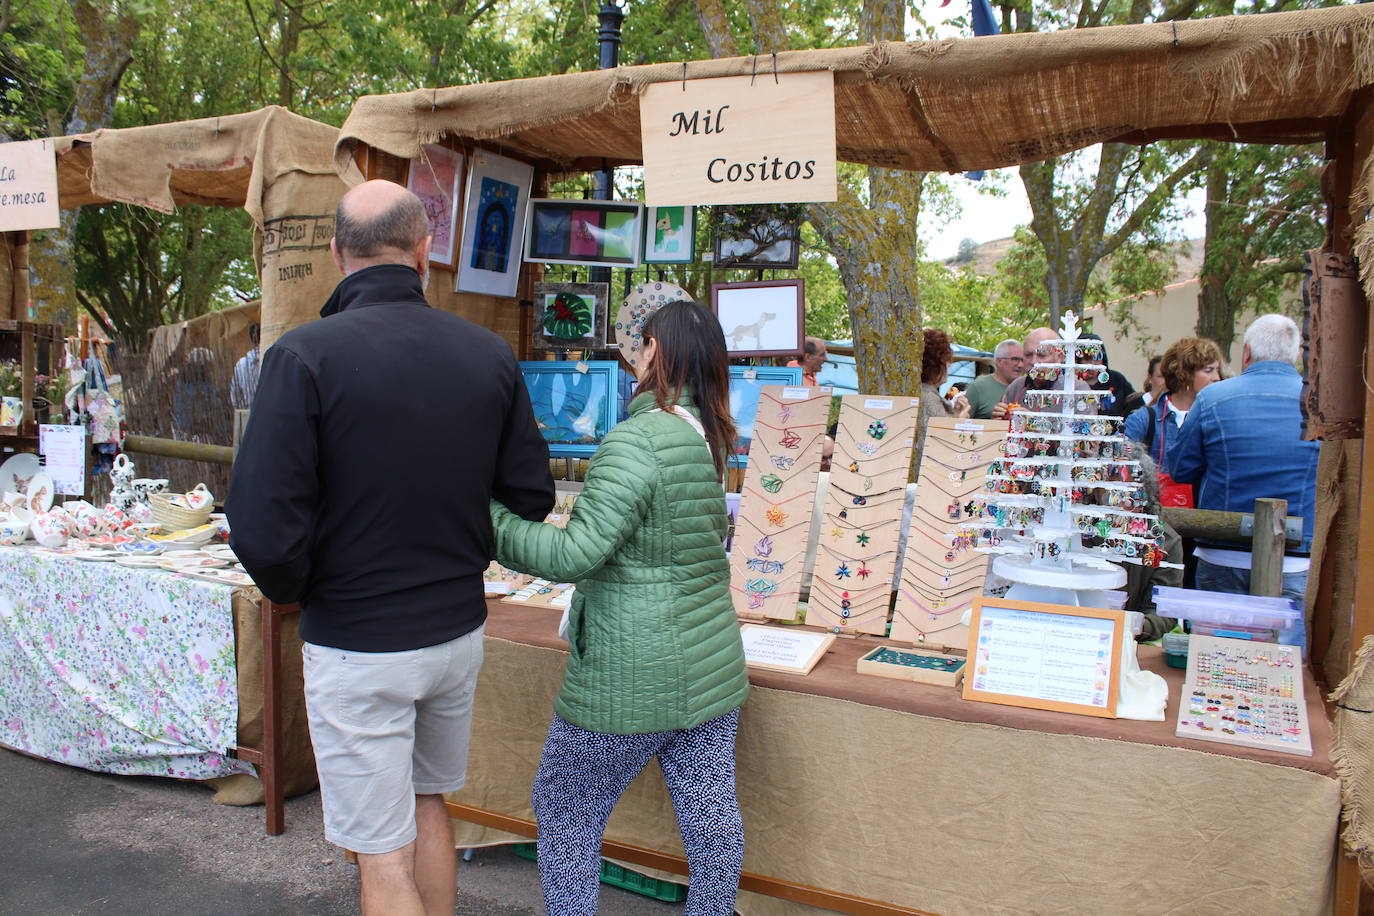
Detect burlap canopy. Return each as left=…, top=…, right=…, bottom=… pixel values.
left=337, top=5, right=1373, bottom=176
left=51, top=106, right=359, bottom=347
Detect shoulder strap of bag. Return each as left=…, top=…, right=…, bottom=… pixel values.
left=651, top=405, right=706, bottom=441
left=1145, top=400, right=1157, bottom=452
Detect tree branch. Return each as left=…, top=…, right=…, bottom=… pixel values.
left=1103, top=145, right=1207, bottom=252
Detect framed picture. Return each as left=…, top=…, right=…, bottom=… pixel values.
left=727, top=364, right=803, bottom=468
left=712, top=208, right=800, bottom=269
left=962, top=597, right=1125, bottom=719
left=642, top=205, right=695, bottom=264
left=711, top=279, right=805, bottom=358
left=524, top=199, right=643, bottom=267
left=456, top=150, right=535, bottom=298
left=532, top=282, right=609, bottom=349
left=406, top=144, right=465, bottom=268
left=519, top=360, right=621, bottom=459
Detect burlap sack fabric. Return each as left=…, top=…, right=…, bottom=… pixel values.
left=336, top=6, right=1373, bottom=175
left=1332, top=636, right=1374, bottom=884
left=53, top=106, right=359, bottom=349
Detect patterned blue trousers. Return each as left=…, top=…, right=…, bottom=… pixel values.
left=531, top=708, right=744, bottom=916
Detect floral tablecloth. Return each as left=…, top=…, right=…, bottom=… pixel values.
left=0, top=547, right=253, bottom=780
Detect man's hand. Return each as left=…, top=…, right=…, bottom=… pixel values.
left=991, top=401, right=1011, bottom=420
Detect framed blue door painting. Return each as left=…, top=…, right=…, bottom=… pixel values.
left=519, top=361, right=621, bottom=459
left=728, top=365, right=804, bottom=468
left=456, top=151, right=535, bottom=298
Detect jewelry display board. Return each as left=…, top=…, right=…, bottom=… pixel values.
left=891, top=418, right=1009, bottom=651
left=729, top=385, right=831, bottom=620
left=805, top=394, right=919, bottom=635
left=1174, top=635, right=1312, bottom=756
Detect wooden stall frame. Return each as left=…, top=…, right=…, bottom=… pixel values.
left=231, top=598, right=294, bottom=836
left=445, top=802, right=937, bottom=916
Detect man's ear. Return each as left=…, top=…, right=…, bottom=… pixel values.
left=417, top=235, right=432, bottom=270
left=330, top=238, right=347, bottom=275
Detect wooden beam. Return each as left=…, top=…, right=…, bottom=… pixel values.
left=1107, top=117, right=1337, bottom=147
left=445, top=802, right=939, bottom=916
left=122, top=434, right=234, bottom=465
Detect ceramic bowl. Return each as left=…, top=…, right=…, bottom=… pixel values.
left=7, top=506, right=33, bottom=527
left=30, top=512, right=68, bottom=548
left=0, top=521, right=27, bottom=545
left=184, top=483, right=214, bottom=511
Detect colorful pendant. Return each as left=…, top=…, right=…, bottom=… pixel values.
left=856, top=532, right=871, bottom=546
left=867, top=420, right=888, bottom=440
left=759, top=474, right=784, bottom=494
left=835, top=563, right=852, bottom=580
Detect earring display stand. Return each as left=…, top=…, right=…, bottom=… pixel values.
left=729, top=385, right=832, bottom=621
left=890, top=417, right=1008, bottom=652
left=1174, top=635, right=1311, bottom=756
left=805, top=394, right=919, bottom=635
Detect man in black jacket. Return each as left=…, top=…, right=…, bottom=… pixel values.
left=227, top=179, right=553, bottom=916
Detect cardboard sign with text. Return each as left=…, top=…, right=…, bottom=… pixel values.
left=639, top=71, right=837, bottom=207
left=0, top=139, right=59, bottom=231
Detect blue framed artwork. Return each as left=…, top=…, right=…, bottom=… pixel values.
left=727, top=365, right=804, bottom=468
left=519, top=360, right=621, bottom=459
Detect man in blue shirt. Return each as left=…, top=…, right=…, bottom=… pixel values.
left=1167, top=314, right=1319, bottom=648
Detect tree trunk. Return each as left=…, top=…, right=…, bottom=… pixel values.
left=30, top=0, right=140, bottom=329
left=1195, top=155, right=1236, bottom=351
left=694, top=0, right=739, bottom=56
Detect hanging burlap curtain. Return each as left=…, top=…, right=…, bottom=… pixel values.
left=54, top=106, right=360, bottom=349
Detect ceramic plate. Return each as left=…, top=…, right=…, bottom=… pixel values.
left=26, top=472, right=53, bottom=513
left=157, top=556, right=228, bottom=570
left=0, top=453, right=40, bottom=496
left=70, top=549, right=120, bottom=561
left=114, top=556, right=163, bottom=569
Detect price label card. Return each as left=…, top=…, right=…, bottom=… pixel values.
left=39, top=424, right=84, bottom=496
left=740, top=624, right=835, bottom=675
left=782, top=387, right=811, bottom=400
left=864, top=398, right=894, bottom=411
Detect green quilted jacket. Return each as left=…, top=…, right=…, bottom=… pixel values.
left=490, top=391, right=749, bottom=735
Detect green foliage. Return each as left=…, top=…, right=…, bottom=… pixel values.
left=0, top=1, right=77, bottom=138
left=919, top=257, right=1042, bottom=351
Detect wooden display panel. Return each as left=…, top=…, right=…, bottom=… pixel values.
left=891, top=418, right=1008, bottom=651
left=729, top=385, right=831, bottom=620
left=804, top=395, right=919, bottom=635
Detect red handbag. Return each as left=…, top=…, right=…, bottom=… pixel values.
left=1153, top=401, right=1194, bottom=508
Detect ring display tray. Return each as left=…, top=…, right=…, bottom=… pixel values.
left=857, top=645, right=966, bottom=687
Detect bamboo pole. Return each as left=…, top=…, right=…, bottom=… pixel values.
left=122, top=434, right=234, bottom=465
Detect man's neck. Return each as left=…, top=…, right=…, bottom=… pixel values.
left=995, top=369, right=1015, bottom=385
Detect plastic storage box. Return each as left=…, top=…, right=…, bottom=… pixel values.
left=1161, top=631, right=1189, bottom=668
left=1152, top=586, right=1299, bottom=631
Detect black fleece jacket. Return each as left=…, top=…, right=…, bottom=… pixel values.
left=226, top=264, right=553, bottom=651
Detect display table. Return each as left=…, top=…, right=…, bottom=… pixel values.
left=0, top=547, right=314, bottom=819
left=451, top=600, right=1339, bottom=916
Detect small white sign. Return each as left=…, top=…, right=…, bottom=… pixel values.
left=781, top=386, right=811, bottom=400
left=740, top=624, right=835, bottom=675
left=0, top=140, right=59, bottom=231
left=864, top=398, right=893, bottom=411
left=39, top=424, right=84, bottom=496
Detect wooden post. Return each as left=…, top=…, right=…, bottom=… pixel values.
left=9, top=230, right=29, bottom=322
left=1249, top=498, right=1287, bottom=600
left=19, top=322, right=35, bottom=438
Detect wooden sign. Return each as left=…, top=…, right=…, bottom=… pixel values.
left=639, top=71, right=837, bottom=207
left=740, top=624, right=835, bottom=675
left=962, top=597, right=1125, bottom=718
left=0, top=139, right=59, bottom=231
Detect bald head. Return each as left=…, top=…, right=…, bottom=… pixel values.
left=1022, top=327, right=1057, bottom=364
left=331, top=180, right=431, bottom=276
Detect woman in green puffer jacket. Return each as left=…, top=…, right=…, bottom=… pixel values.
left=490, top=299, right=749, bottom=916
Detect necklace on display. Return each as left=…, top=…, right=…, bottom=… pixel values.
left=744, top=545, right=804, bottom=576
left=731, top=581, right=800, bottom=612
left=756, top=462, right=816, bottom=495
left=734, top=511, right=812, bottom=541
left=837, top=423, right=912, bottom=459
left=751, top=427, right=825, bottom=458
left=754, top=419, right=827, bottom=453
left=829, top=480, right=906, bottom=509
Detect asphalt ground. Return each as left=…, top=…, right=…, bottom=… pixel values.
left=0, top=747, right=675, bottom=915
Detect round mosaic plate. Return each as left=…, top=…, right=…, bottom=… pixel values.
left=613, top=281, right=692, bottom=372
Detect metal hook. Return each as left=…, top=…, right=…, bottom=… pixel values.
left=1171, top=21, right=1179, bottom=47
left=750, top=55, right=758, bottom=86
left=432, top=89, right=438, bottom=111
left=215, top=117, right=221, bottom=136
left=682, top=61, right=688, bottom=91
left=772, top=51, right=779, bottom=84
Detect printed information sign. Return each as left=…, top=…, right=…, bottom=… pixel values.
left=0, top=139, right=59, bottom=231
left=963, top=598, right=1124, bottom=718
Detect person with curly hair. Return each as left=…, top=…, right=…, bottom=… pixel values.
left=920, top=328, right=970, bottom=423
left=1123, top=336, right=1224, bottom=474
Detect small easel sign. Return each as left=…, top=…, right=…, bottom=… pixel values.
left=739, top=624, right=835, bottom=675
left=963, top=597, right=1125, bottom=718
